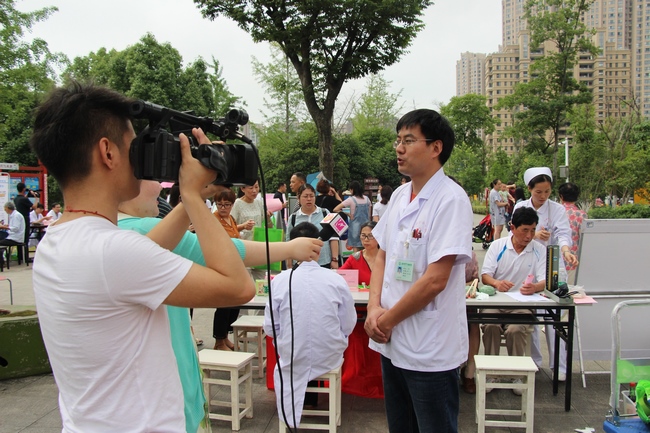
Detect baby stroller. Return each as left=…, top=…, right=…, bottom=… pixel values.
left=473, top=214, right=493, bottom=250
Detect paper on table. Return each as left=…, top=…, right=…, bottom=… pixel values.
left=504, top=292, right=553, bottom=302
left=573, top=296, right=597, bottom=304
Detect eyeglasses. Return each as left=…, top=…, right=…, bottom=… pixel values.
left=393, top=138, right=436, bottom=148
left=360, top=234, right=375, bottom=240
left=216, top=203, right=233, bottom=208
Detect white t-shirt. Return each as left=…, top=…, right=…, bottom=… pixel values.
left=481, top=236, right=547, bottom=289
left=372, top=202, right=387, bottom=220
left=370, top=169, right=473, bottom=372
left=33, top=217, right=193, bottom=433
left=46, top=209, right=62, bottom=221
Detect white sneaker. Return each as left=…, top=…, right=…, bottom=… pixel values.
left=486, top=377, right=499, bottom=393
left=511, top=378, right=524, bottom=396
left=557, top=372, right=566, bottom=382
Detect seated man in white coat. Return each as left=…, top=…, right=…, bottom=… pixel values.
left=264, top=221, right=356, bottom=429
left=481, top=207, right=546, bottom=394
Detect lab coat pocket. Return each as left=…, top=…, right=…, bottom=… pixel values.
left=407, top=235, right=429, bottom=274
left=402, top=309, right=439, bottom=353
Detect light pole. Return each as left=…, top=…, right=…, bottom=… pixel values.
left=564, top=138, right=569, bottom=182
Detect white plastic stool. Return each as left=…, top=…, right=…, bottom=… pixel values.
left=474, top=355, right=537, bottom=433
left=279, top=364, right=342, bottom=433
left=231, top=315, right=267, bottom=378
left=199, top=349, right=255, bottom=431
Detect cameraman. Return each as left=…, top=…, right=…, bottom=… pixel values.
left=29, top=81, right=254, bottom=432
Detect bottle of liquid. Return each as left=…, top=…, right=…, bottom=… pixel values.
left=630, top=382, right=637, bottom=402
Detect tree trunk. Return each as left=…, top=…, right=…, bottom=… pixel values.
left=313, top=111, right=334, bottom=181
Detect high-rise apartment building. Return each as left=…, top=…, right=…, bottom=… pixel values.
left=502, top=0, right=527, bottom=48
left=471, top=0, right=640, bottom=154
left=456, top=52, right=487, bottom=96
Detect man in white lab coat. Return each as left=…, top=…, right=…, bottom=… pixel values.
left=264, top=221, right=356, bottom=429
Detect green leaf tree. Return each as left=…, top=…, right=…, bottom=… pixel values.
left=64, top=35, right=239, bottom=120
left=0, top=0, right=64, bottom=166
left=252, top=44, right=307, bottom=135
left=440, top=93, right=496, bottom=177
left=351, top=73, right=402, bottom=133
left=497, top=0, right=598, bottom=175
left=194, top=0, right=431, bottom=181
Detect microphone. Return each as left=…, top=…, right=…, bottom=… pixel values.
left=318, top=212, right=349, bottom=240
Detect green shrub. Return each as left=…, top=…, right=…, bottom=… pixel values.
left=471, top=198, right=488, bottom=215
left=588, top=204, right=650, bottom=219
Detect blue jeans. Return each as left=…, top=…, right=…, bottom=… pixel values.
left=381, top=355, right=460, bottom=433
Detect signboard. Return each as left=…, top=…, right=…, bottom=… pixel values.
left=9, top=177, right=40, bottom=200
left=0, top=163, right=19, bottom=170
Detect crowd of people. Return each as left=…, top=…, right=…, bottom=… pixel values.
left=21, top=81, right=594, bottom=433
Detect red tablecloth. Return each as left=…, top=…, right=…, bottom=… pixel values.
left=265, top=322, right=384, bottom=398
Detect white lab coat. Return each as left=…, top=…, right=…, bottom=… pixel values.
left=264, top=261, right=356, bottom=427
left=369, top=169, right=473, bottom=372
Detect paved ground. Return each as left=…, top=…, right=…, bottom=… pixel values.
left=0, top=214, right=620, bottom=432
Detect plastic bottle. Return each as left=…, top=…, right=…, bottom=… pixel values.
left=630, top=382, right=637, bottom=402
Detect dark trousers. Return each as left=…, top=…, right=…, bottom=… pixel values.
left=212, top=308, right=241, bottom=339
left=381, top=355, right=460, bottom=433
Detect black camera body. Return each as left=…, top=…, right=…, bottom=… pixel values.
left=129, top=101, right=258, bottom=185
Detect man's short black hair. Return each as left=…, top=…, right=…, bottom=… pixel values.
left=277, top=182, right=286, bottom=189
left=292, top=172, right=306, bottom=183
left=289, top=221, right=319, bottom=240
left=558, top=182, right=580, bottom=203
left=511, top=207, right=539, bottom=228
left=30, top=81, right=135, bottom=188
left=395, top=109, right=455, bottom=166
left=16, top=182, right=26, bottom=193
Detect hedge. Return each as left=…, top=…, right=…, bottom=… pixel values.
left=587, top=204, right=650, bottom=219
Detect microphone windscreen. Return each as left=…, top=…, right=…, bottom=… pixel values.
left=320, top=212, right=349, bottom=237
left=318, top=224, right=335, bottom=241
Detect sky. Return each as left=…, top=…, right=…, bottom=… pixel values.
left=19, top=0, right=503, bottom=123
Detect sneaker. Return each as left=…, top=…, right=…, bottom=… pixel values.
left=486, top=377, right=499, bottom=393
left=511, top=378, right=524, bottom=396
left=556, top=372, right=566, bottom=382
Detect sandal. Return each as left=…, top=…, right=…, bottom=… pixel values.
left=194, top=338, right=203, bottom=346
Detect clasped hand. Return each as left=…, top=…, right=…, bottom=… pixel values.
left=365, top=305, right=392, bottom=344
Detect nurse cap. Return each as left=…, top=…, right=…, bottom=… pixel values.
left=523, top=167, right=552, bottom=186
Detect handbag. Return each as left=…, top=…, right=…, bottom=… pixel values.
left=251, top=226, right=283, bottom=271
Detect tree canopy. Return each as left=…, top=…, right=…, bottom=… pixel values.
left=64, top=34, right=239, bottom=119
left=194, top=0, right=431, bottom=181
left=0, top=0, right=63, bottom=166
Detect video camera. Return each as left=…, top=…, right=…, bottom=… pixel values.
left=129, top=100, right=258, bottom=185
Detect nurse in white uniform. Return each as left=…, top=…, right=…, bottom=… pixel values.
left=513, top=167, right=579, bottom=380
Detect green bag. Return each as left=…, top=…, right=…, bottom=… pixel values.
left=252, top=226, right=283, bottom=271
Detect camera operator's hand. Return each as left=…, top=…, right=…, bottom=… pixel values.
left=178, top=128, right=217, bottom=198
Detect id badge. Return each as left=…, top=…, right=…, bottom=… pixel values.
left=395, top=259, right=414, bottom=282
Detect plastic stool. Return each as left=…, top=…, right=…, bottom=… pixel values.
left=199, top=349, right=255, bottom=431
left=475, top=355, right=537, bottom=433
left=0, top=276, right=13, bottom=304
left=231, top=315, right=267, bottom=378
left=279, top=364, right=342, bottom=433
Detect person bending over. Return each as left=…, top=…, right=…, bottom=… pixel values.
left=264, top=221, right=356, bottom=429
